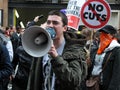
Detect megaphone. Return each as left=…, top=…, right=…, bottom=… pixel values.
left=22, top=26, right=56, bottom=57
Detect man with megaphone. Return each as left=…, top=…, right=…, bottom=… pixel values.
left=25, top=10, right=88, bottom=90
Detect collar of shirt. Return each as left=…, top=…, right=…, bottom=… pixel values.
left=57, top=38, right=65, bottom=55
left=17, top=33, right=20, bottom=37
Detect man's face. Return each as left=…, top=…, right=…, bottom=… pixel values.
left=46, top=15, right=67, bottom=39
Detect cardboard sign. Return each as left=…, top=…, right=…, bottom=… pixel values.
left=66, top=0, right=86, bottom=30
left=80, top=0, right=111, bottom=29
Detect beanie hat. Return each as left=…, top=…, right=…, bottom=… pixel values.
left=99, top=25, right=117, bottom=34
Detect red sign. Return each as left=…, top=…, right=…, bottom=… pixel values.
left=66, top=0, right=86, bottom=30
left=80, top=0, right=111, bottom=29
left=67, top=15, right=80, bottom=30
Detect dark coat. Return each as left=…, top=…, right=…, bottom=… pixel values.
left=10, top=32, right=22, bottom=52
left=0, top=44, right=13, bottom=90
left=102, top=47, right=120, bottom=90
left=12, top=46, right=33, bottom=89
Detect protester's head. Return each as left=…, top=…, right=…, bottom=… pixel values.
left=47, top=10, right=68, bottom=26
left=16, top=26, right=22, bottom=33
left=81, top=28, right=92, bottom=40
left=99, top=25, right=117, bottom=35
left=97, top=25, right=117, bottom=54
left=98, top=25, right=117, bottom=41
left=46, top=10, right=68, bottom=41
left=98, top=25, right=117, bottom=40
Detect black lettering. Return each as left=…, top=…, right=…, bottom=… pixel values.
left=83, top=11, right=106, bottom=21
left=73, top=6, right=80, bottom=11
left=88, top=3, right=103, bottom=12
left=69, top=1, right=77, bottom=5
left=67, top=10, right=79, bottom=16
left=96, top=4, right=103, bottom=12
left=101, top=14, right=106, bottom=21
left=96, top=14, right=101, bottom=20
left=83, top=12, right=88, bottom=19
left=89, top=13, right=95, bottom=20
left=88, top=3, right=95, bottom=11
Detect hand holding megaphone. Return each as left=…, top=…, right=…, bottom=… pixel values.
left=48, top=44, right=58, bottom=58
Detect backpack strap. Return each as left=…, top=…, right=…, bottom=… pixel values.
left=100, top=52, right=112, bottom=75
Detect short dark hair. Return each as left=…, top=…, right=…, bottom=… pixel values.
left=48, top=10, right=68, bottom=26
left=16, top=26, right=21, bottom=31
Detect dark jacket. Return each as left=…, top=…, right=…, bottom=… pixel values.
left=26, top=21, right=36, bottom=28
left=102, top=47, right=120, bottom=90
left=12, top=46, right=33, bottom=89
left=27, top=31, right=88, bottom=90
left=89, top=41, right=120, bottom=90
left=0, top=44, right=13, bottom=90
left=10, top=32, right=22, bottom=52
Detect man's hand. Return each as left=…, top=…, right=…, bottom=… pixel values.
left=48, top=45, right=58, bottom=58
left=34, top=16, right=39, bottom=22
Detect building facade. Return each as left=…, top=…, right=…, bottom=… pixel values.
left=0, top=0, right=120, bottom=29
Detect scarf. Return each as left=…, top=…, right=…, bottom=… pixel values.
left=97, top=32, right=114, bottom=54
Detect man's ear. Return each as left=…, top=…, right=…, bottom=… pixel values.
left=63, top=25, right=68, bottom=32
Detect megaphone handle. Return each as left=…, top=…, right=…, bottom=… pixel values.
left=48, top=54, right=52, bottom=60
left=27, top=58, right=36, bottom=90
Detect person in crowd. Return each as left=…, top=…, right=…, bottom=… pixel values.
left=89, top=31, right=100, bottom=64
left=90, top=25, right=120, bottom=90
left=81, top=28, right=92, bottom=51
left=26, top=10, right=88, bottom=90
left=11, top=15, right=45, bottom=90
left=0, top=43, right=13, bottom=90
left=12, top=45, right=33, bottom=90
left=10, top=26, right=22, bottom=69
left=9, top=26, right=17, bottom=36
left=10, top=25, right=22, bottom=52
left=84, top=30, right=100, bottom=82
left=0, top=29, right=13, bottom=62
left=0, top=28, right=14, bottom=90
left=5, top=26, right=11, bottom=38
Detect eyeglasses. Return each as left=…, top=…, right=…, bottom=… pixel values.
left=46, top=20, right=60, bottom=25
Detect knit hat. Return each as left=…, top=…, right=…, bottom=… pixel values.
left=99, top=25, right=117, bottom=34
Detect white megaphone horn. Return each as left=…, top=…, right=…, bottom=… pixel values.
left=22, top=26, right=56, bottom=57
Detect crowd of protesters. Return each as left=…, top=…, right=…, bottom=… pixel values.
left=0, top=25, right=24, bottom=90
left=0, top=9, right=120, bottom=90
